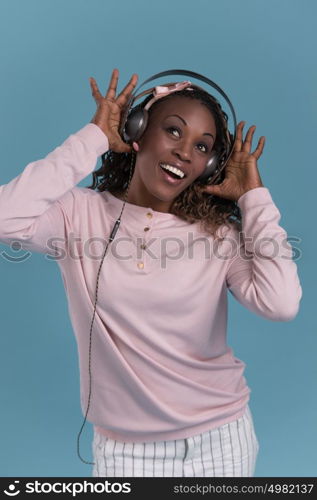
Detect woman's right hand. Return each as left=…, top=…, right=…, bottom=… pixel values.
left=89, top=68, right=138, bottom=153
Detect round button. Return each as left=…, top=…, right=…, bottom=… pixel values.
left=144, top=226, right=150, bottom=232
left=137, top=262, right=144, bottom=269
left=146, top=212, right=153, bottom=218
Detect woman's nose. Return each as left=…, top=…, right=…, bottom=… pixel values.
left=172, top=143, right=192, bottom=162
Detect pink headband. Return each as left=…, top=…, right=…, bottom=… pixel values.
left=144, top=80, right=194, bottom=110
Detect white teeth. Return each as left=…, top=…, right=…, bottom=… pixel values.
left=160, top=163, right=185, bottom=179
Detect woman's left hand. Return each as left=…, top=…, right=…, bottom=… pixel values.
left=199, top=121, right=266, bottom=202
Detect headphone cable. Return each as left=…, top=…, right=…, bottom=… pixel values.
left=76, top=149, right=136, bottom=465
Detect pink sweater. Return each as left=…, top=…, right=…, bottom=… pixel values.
left=0, top=124, right=302, bottom=443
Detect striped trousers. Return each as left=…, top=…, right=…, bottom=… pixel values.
left=91, top=405, right=260, bottom=477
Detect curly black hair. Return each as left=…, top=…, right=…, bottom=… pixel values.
left=86, top=84, right=242, bottom=239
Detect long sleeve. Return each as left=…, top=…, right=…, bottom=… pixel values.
left=225, top=187, right=302, bottom=322
left=0, top=123, right=109, bottom=255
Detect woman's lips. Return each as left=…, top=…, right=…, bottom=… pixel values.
left=158, top=163, right=186, bottom=186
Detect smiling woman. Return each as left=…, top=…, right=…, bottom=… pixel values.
left=126, top=96, right=218, bottom=208
left=86, top=85, right=241, bottom=239
left=148, top=101, right=217, bottom=189
left=0, top=68, right=302, bottom=478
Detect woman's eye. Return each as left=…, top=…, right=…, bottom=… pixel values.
left=197, top=143, right=208, bottom=153
left=166, top=127, right=209, bottom=153
left=166, top=126, right=180, bottom=137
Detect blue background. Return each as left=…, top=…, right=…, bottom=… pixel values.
left=0, top=0, right=315, bottom=477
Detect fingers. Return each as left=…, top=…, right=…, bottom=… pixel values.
left=91, top=69, right=138, bottom=109
left=116, top=73, right=138, bottom=108
left=252, top=136, right=266, bottom=159
left=242, top=125, right=256, bottom=153
left=234, top=121, right=265, bottom=157
left=105, top=68, right=119, bottom=101
left=200, top=183, right=222, bottom=196
left=233, top=121, right=245, bottom=152
left=89, top=77, right=103, bottom=104
left=104, top=68, right=138, bottom=102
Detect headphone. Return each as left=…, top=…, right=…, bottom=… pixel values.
left=76, top=69, right=237, bottom=466
left=119, top=69, right=237, bottom=184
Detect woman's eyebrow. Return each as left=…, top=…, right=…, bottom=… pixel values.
left=166, top=114, right=215, bottom=139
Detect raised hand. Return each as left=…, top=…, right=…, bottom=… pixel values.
left=89, top=68, right=138, bottom=153
left=200, top=121, right=266, bottom=202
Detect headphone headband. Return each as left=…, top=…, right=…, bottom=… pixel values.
left=127, top=69, right=236, bottom=129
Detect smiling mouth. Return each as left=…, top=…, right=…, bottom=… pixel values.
left=159, top=162, right=187, bottom=180
left=158, top=164, right=188, bottom=187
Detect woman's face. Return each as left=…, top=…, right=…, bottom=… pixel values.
left=128, top=95, right=217, bottom=212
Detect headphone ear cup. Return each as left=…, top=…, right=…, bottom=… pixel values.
left=196, top=151, right=219, bottom=183
left=122, top=107, right=149, bottom=143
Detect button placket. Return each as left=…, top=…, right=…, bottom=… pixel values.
left=136, top=211, right=154, bottom=270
